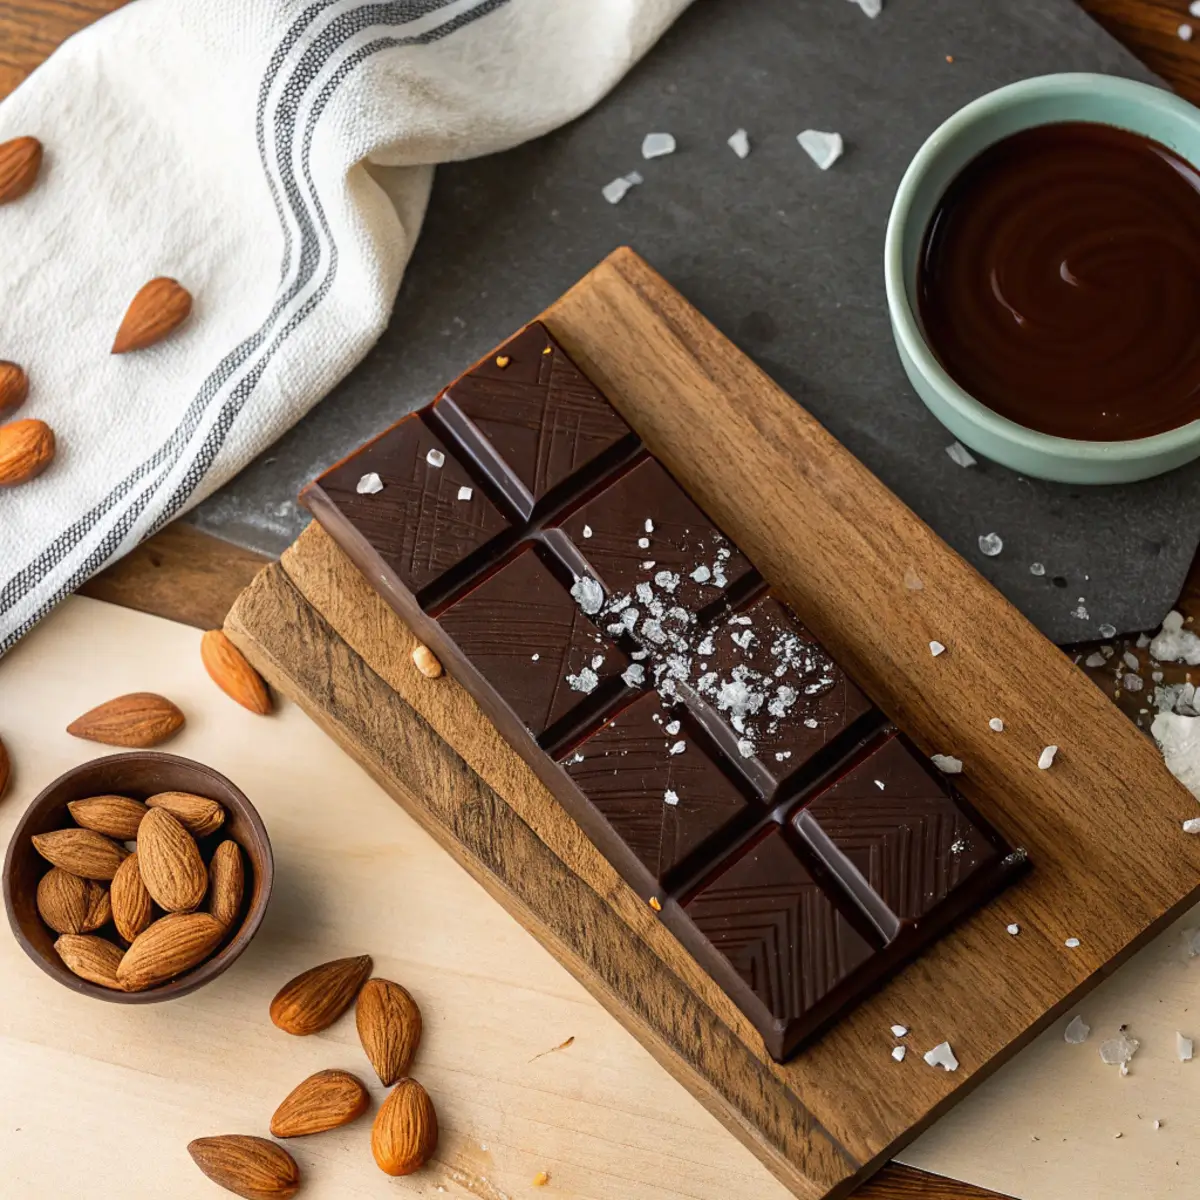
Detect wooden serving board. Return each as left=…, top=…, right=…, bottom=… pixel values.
left=225, top=248, right=1200, bottom=1200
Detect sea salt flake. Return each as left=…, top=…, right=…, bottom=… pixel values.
left=1099, top=1032, right=1140, bottom=1066
left=929, top=640, right=946, bottom=657
left=978, top=532, right=1003, bottom=557
left=1151, top=611, right=1200, bottom=665
left=931, top=754, right=963, bottom=775
left=638, top=537, right=650, bottom=549
left=1180, top=22, right=1194, bottom=41
left=356, top=472, right=384, bottom=495
left=1085, top=652, right=1106, bottom=669
left=425, top=448, right=445, bottom=468
left=591, top=654, right=604, bottom=670
left=1030, top=562, right=1046, bottom=576
left=804, top=718, right=819, bottom=729
left=582, top=524, right=593, bottom=538
left=736, top=737, right=756, bottom=759
left=923, top=1041, right=959, bottom=1072
left=1072, top=605, right=1090, bottom=621
left=654, top=570, right=680, bottom=593
left=1038, top=745, right=1058, bottom=770
left=945, top=442, right=976, bottom=468
left=1123, top=674, right=1144, bottom=693
left=1065, top=936, right=1080, bottom=948
left=874, top=779, right=886, bottom=791
left=602, top=171, right=643, bottom=204
left=904, top=567, right=925, bottom=591
left=531, top=653, right=540, bottom=662
left=1183, top=818, right=1200, bottom=834
left=1178, top=1032, right=1194, bottom=1061
left=989, top=717, right=1005, bottom=732
left=776, top=751, right=792, bottom=762
left=665, top=720, right=681, bottom=735
left=567, top=667, right=599, bottom=694
left=642, top=132, right=676, bottom=159
left=1064, top=1015, right=1091, bottom=1044
left=1007, top=923, right=1020, bottom=935
left=851, top=0, right=883, bottom=15
left=797, top=129, right=844, bottom=170
left=728, top=128, right=751, bottom=158
left=668, top=741, right=686, bottom=756
left=663, top=789, right=679, bottom=807
left=1098, top=623, right=1118, bottom=640
left=1122, top=651, right=1140, bottom=670
left=571, top=576, right=604, bottom=615
left=892, top=1046, right=906, bottom=1062
left=891, top=1024, right=908, bottom=1037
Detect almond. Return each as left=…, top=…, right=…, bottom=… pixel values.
left=0, top=361, right=28, bottom=417
left=0, top=136, right=43, bottom=204
left=412, top=644, right=443, bottom=679
left=82, top=882, right=112, bottom=933
left=207, top=839, right=244, bottom=928
left=0, top=418, right=55, bottom=486
left=201, top=630, right=272, bottom=715
left=112, top=277, right=192, bottom=354
left=67, top=692, right=184, bottom=747
left=67, top=794, right=148, bottom=840
left=117, top=911, right=224, bottom=991
left=145, top=791, right=225, bottom=837
left=270, top=1069, right=370, bottom=1138
left=110, top=852, right=154, bottom=943
left=187, top=1135, right=300, bottom=1200
left=31, top=828, right=128, bottom=880
left=36, top=868, right=93, bottom=934
left=372, top=1078, right=438, bottom=1176
left=55, top=934, right=125, bottom=990
left=357, top=978, right=422, bottom=1086
left=269, top=954, right=372, bottom=1035
left=0, top=734, right=9, bottom=799
left=137, top=807, right=207, bottom=912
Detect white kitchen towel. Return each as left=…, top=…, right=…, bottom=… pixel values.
left=0, top=0, right=691, bottom=655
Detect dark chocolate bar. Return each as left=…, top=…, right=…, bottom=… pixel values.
left=302, top=321, right=1027, bottom=1061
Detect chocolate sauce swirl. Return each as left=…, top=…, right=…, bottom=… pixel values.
left=918, top=121, right=1200, bottom=441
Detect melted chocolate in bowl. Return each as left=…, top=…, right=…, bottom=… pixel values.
left=917, top=121, right=1200, bottom=441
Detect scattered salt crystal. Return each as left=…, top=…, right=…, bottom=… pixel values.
left=945, top=442, right=976, bottom=468
left=663, top=789, right=679, bottom=806
left=1155, top=1119, right=1163, bottom=1129
left=875, top=779, right=886, bottom=790
left=1183, top=818, right=1200, bottom=834
left=654, top=570, right=680, bottom=593
left=1123, top=674, right=1144, bottom=693
left=1038, top=745, right=1058, bottom=770
left=728, top=128, right=751, bottom=159
left=1085, top=652, right=1106, bottom=669
left=1030, top=562, right=1046, bottom=576
left=622, top=664, right=645, bottom=687
left=582, top=524, right=593, bottom=538
left=1064, top=1015, right=1091, bottom=1044
left=591, top=654, right=604, bottom=670
left=356, top=472, right=384, bottom=495
left=1137, top=633, right=1152, bottom=648
left=1156, top=712, right=1200, bottom=800
left=567, top=667, right=599, bottom=694
left=929, top=640, right=946, bottom=657
left=691, top=565, right=711, bottom=583
left=641, top=560, right=655, bottom=570
left=602, top=171, right=643, bottom=204
left=638, top=537, right=650, bottom=549
left=804, top=718, right=819, bottom=729
left=643, top=519, right=654, bottom=533
left=425, top=448, right=445, bottom=468
left=931, top=754, right=963, bottom=775
left=642, top=132, right=676, bottom=159
left=1178, top=1032, right=1194, bottom=1061
left=736, top=738, right=755, bottom=759
left=1192, top=0, right=1200, bottom=15
left=1101, top=645, right=1115, bottom=659
left=1180, top=22, right=1194, bottom=41
left=1151, top=611, right=1200, bottom=665
left=851, top=0, right=883, bottom=15
left=892, top=1046, right=906, bottom=1062
left=668, top=741, right=686, bottom=756
left=1122, top=651, right=1139, bottom=671
left=891, top=1024, right=908, bottom=1037
left=570, top=576, right=604, bottom=615
left=923, top=1042, right=959, bottom=1071
left=1065, top=937, right=1080, bottom=949
left=1099, top=1032, right=1139, bottom=1066
left=1006, top=923, right=1020, bottom=935
left=776, top=751, right=792, bottom=762
left=531, top=653, right=540, bottom=662
left=665, top=720, right=681, bottom=735
left=1098, top=623, right=1118, bottom=640
left=978, top=532, right=1003, bottom=557
left=904, top=567, right=924, bottom=591
left=797, top=129, right=844, bottom=170
left=989, top=717, right=1004, bottom=732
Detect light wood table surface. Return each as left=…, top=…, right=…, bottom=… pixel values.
left=6, top=2, right=1200, bottom=1197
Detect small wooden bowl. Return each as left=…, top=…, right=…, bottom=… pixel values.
left=3, top=752, right=273, bottom=1003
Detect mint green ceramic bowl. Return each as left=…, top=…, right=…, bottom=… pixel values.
left=885, top=73, right=1200, bottom=484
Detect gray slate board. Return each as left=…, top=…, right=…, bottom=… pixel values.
left=192, top=0, right=1194, bottom=645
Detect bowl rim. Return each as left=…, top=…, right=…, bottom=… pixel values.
left=884, top=71, right=1200, bottom=463
left=3, top=751, right=274, bottom=1003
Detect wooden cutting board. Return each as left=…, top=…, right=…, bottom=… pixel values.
left=225, top=247, right=1200, bottom=1200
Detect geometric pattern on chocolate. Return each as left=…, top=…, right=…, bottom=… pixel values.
left=316, top=416, right=511, bottom=599
left=436, top=324, right=635, bottom=516
left=798, top=734, right=1001, bottom=927
left=558, top=457, right=756, bottom=615
left=684, top=826, right=876, bottom=1023
left=562, top=692, right=750, bottom=883
left=439, top=546, right=630, bottom=740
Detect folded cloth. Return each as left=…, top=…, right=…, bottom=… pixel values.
left=0, top=0, right=690, bottom=654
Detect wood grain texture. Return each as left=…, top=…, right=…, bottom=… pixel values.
left=0, top=0, right=126, bottom=99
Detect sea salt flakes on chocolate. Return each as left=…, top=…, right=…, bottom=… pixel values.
left=356, top=472, right=384, bottom=495
left=931, top=754, right=964, bottom=774
left=567, top=667, right=599, bottom=694
left=457, top=485, right=473, bottom=501
left=1085, top=652, right=1106, bottom=668
left=663, top=789, right=679, bottom=806
left=638, top=537, right=650, bottom=549
left=923, top=1042, right=959, bottom=1071
left=642, top=132, right=676, bottom=159
left=797, top=130, right=844, bottom=170
left=978, top=532, right=1003, bottom=557
left=728, top=129, right=751, bottom=159
left=570, top=576, right=605, bottom=615
left=622, top=664, right=645, bottom=687
left=1151, top=611, right=1200, bottom=665
left=425, top=448, right=445, bottom=468
left=945, top=441, right=976, bottom=468
left=1064, top=1015, right=1091, bottom=1044
left=668, top=741, right=686, bottom=756
left=1038, top=745, right=1058, bottom=770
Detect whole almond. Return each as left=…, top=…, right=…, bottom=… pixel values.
left=0, top=361, right=28, bottom=417
left=145, top=791, right=225, bottom=837
left=137, top=807, right=207, bottom=912
left=0, top=418, right=55, bottom=486
left=82, top=882, right=112, bottom=933
left=0, top=136, right=43, bottom=204
left=357, top=978, right=422, bottom=1086
left=207, top=839, right=244, bottom=928
left=270, top=1069, right=370, bottom=1138
left=111, top=852, right=154, bottom=943
left=0, top=734, right=9, bottom=799
left=187, top=1135, right=300, bottom=1200
left=117, top=911, right=224, bottom=991
left=55, top=934, right=125, bottom=990
left=68, top=794, right=148, bottom=840
left=36, top=868, right=93, bottom=934
left=112, top=277, right=192, bottom=354
left=372, top=1078, right=438, bottom=1176
left=67, top=692, right=184, bottom=748
left=411, top=644, right=443, bottom=679
left=31, top=828, right=128, bottom=880
left=201, top=630, right=272, bottom=715
left=269, top=955, right=372, bottom=1035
